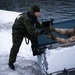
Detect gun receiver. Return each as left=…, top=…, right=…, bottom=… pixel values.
left=42, top=19, right=54, bottom=34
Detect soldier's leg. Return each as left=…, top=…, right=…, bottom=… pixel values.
left=9, top=34, right=23, bottom=64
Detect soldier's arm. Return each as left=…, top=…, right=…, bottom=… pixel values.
left=36, top=20, right=42, bottom=29
left=24, top=19, right=41, bottom=35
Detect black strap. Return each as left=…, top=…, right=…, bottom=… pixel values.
left=25, top=37, right=29, bottom=45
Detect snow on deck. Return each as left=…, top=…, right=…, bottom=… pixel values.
left=0, top=10, right=75, bottom=75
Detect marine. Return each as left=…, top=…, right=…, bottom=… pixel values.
left=8, top=5, right=43, bottom=70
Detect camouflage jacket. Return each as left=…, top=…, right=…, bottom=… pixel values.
left=12, top=11, right=41, bottom=36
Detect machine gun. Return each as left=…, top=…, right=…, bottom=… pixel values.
left=42, top=19, right=54, bottom=34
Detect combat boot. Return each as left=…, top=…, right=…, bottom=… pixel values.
left=8, top=63, right=15, bottom=70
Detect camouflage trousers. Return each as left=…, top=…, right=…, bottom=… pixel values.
left=9, top=31, right=38, bottom=64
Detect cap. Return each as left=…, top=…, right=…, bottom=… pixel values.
left=31, top=5, right=40, bottom=12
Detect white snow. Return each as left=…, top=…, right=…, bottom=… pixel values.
left=46, top=47, right=75, bottom=73
left=0, top=10, right=75, bottom=75
left=0, top=10, right=20, bottom=23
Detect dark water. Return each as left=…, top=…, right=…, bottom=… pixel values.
left=0, top=0, right=75, bottom=22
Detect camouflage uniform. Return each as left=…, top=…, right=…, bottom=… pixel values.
left=9, top=6, right=41, bottom=64
left=46, top=28, right=75, bottom=44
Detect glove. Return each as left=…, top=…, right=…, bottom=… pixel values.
left=32, top=49, right=44, bottom=56
left=43, top=28, right=51, bottom=35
